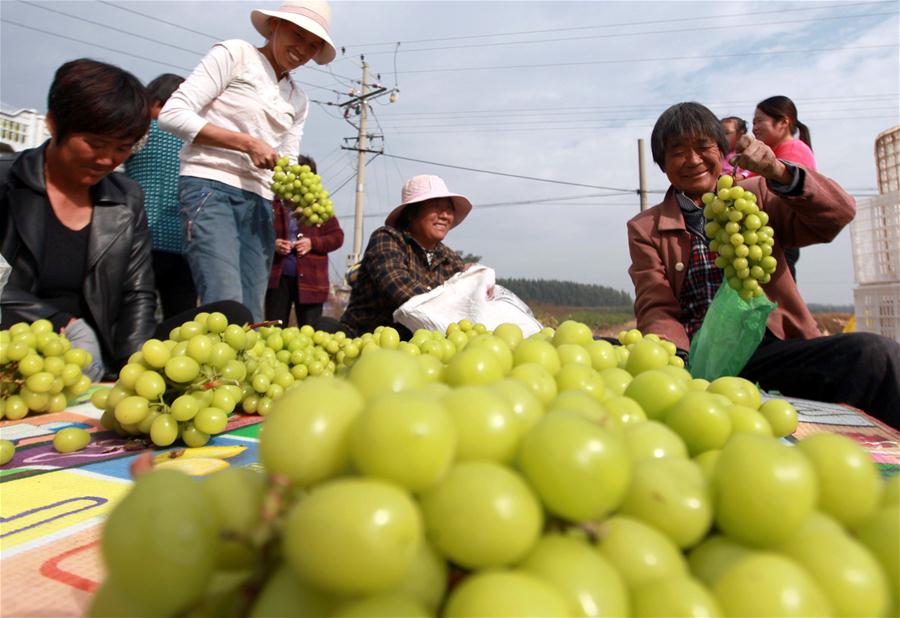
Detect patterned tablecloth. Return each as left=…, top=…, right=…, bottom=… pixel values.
left=1, top=391, right=897, bottom=617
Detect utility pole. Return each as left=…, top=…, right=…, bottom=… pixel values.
left=339, top=57, right=393, bottom=270
left=350, top=61, right=369, bottom=268
left=638, top=138, right=648, bottom=212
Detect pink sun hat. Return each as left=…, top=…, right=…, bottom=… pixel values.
left=385, top=175, right=474, bottom=230
left=251, top=0, right=337, bottom=65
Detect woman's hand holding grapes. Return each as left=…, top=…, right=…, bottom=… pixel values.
left=244, top=135, right=279, bottom=169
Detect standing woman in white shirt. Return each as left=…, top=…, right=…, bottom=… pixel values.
left=158, top=0, right=336, bottom=321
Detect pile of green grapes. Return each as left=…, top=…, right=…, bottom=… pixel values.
left=92, top=311, right=262, bottom=447
left=270, top=156, right=334, bottom=226
left=89, top=319, right=898, bottom=618
left=702, top=175, right=778, bottom=300
left=91, top=314, right=366, bottom=446
left=0, top=320, right=93, bottom=420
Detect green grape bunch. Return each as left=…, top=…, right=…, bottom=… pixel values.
left=239, top=323, right=348, bottom=417
left=270, top=156, right=335, bottom=226
left=92, top=311, right=258, bottom=448
left=0, top=320, right=93, bottom=420
left=701, top=174, right=777, bottom=301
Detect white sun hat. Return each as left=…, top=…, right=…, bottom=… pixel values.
left=251, top=0, right=337, bottom=65
left=385, top=175, right=474, bottom=229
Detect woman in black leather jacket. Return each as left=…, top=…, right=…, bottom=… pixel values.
left=0, top=59, right=156, bottom=378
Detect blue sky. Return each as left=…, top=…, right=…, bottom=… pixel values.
left=2, top=0, right=898, bottom=304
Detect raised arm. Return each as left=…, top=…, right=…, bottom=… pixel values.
left=158, top=42, right=278, bottom=169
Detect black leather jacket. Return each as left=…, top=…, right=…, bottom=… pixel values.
left=0, top=144, right=157, bottom=370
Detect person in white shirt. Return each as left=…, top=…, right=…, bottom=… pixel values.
left=158, top=0, right=336, bottom=321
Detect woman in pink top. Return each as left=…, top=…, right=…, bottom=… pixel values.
left=748, top=96, right=816, bottom=280
left=751, top=96, right=817, bottom=171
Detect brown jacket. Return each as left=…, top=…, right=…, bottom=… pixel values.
left=627, top=169, right=855, bottom=350
left=268, top=198, right=344, bottom=305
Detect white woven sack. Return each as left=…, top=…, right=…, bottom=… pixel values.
left=393, top=264, right=542, bottom=336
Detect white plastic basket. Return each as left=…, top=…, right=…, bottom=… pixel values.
left=854, top=282, right=900, bottom=342
left=876, top=126, right=900, bottom=195
left=850, top=191, right=900, bottom=285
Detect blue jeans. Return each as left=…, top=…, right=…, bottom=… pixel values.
left=64, top=318, right=106, bottom=382
left=179, top=176, right=274, bottom=322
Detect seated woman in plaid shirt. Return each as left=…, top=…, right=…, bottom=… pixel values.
left=627, top=101, right=899, bottom=427
left=339, top=175, right=472, bottom=338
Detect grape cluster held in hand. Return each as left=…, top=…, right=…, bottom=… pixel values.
left=270, top=156, right=334, bottom=226
left=701, top=175, right=778, bottom=301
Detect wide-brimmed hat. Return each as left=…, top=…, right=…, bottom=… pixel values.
left=251, top=0, right=337, bottom=65
left=385, top=175, right=473, bottom=230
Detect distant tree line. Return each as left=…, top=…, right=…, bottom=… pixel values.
left=497, top=278, right=633, bottom=307
left=806, top=303, right=854, bottom=314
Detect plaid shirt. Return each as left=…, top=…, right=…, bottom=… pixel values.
left=675, top=192, right=723, bottom=340
left=679, top=231, right=723, bottom=340
left=340, top=225, right=464, bottom=335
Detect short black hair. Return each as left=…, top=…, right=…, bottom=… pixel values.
left=146, top=73, right=184, bottom=106
left=297, top=154, right=317, bottom=174
left=47, top=58, right=150, bottom=143
left=651, top=102, right=728, bottom=170
left=721, top=116, right=748, bottom=135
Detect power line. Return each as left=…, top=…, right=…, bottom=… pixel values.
left=348, top=1, right=892, bottom=46
left=361, top=194, right=648, bottom=220
left=1, top=19, right=194, bottom=71
left=376, top=95, right=900, bottom=118
left=358, top=10, right=897, bottom=56
left=301, top=83, right=351, bottom=97
left=304, top=64, right=363, bottom=85
left=331, top=153, right=381, bottom=196
left=376, top=109, right=900, bottom=130
left=479, top=192, right=663, bottom=207
left=18, top=0, right=207, bottom=56
left=24, top=0, right=362, bottom=85
left=311, top=100, right=347, bottom=121
left=2, top=16, right=361, bottom=89
left=96, top=0, right=223, bottom=41
left=367, top=151, right=639, bottom=193
left=383, top=115, right=900, bottom=136
left=312, top=147, right=343, bottom=173
left=388, top=44, right=899, bottom=75
left=359, top=187, right=882, bottom=219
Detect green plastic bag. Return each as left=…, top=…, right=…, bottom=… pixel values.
left=688, top=281, right=776, bottom=381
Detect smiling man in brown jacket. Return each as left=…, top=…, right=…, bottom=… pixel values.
left=627, top=101, right=899, bottom=427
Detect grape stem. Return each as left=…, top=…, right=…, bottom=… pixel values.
left=247, top=320, right=282, bottom=330
left=577, top=520, right=602, bottom=544
left=0, top=365, right=25, bottom=392
left=198, top=378, right=241, bottom=391
left=222, top=474, right=296, bottom=617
